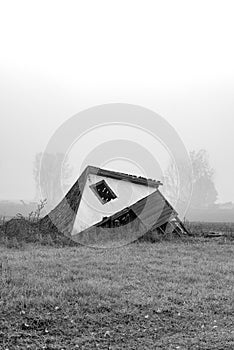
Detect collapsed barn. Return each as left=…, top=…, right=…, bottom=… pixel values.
left=39, top=166, right=189, bottom=245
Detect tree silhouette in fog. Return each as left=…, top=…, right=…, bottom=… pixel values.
left=164, top=149, right=218, bottom=209
left=33, top=153, right=73, bottom=206
left=190, top=150, right=218, bottom=208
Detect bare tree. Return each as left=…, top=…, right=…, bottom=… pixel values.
left=33, top=152, right=73, bottom=206
left=164, top=149, right=218, bottom=210
left=189, top=150, right=218, bottom=208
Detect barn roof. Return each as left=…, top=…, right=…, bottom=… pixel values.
left=95, top=189, right=177, bottom=231
left=86, top=165, right=162, bottom=188
left=131, top=190, right=177, bottom=229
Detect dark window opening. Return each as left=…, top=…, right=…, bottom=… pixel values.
left=90, top=180, right=117, bottom=204
left=97, top=208, right=140, bottom=230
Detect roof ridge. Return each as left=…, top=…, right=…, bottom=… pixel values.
left=85, top=165, right=163, bottom=188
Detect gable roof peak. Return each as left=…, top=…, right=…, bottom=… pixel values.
left=84, top=165, right=162, bottom=188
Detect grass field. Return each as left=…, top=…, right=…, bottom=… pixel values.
left=1, top=239, right=234, bottom=349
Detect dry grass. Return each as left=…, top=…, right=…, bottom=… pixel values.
left=0, top=239, right=234, bottom=349
left=187, top=222, right=234, bottom=236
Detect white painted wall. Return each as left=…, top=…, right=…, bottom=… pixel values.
left=72, top=174, right=156, bottom=234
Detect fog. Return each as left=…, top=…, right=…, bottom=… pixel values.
left=0, top=1, right=234, bottom=204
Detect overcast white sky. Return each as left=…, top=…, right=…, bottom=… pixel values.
left=0, top=1, right=234, bottom=203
